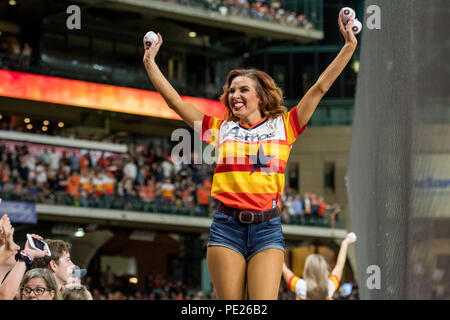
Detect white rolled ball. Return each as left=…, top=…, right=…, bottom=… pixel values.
left=347, top=232, right=357, bottom=241
left=351, top=19, right=362, bottom=35
left=341, top=7, right=356, bottom=25
left=143, top=31, right=158, bottom=48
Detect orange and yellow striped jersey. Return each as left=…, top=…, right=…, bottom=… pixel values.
left=288, top=274, right=340, bottom=300
left=201, top=107, right=305, bottom=211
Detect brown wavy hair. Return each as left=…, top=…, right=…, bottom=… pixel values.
left=219, top=69, right=287, bottom=122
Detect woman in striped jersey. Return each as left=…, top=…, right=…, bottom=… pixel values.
left=143, top=11, right=357, bottom=299
left=282, top=232, right=357, bottom=300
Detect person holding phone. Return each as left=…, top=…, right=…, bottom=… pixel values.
left=143, top=11, right=357, bottom=299
left=34, top=239, right=75, bottom=291
left=0, top=234, right=48, bottom=300
left=281, top=232, right=357, bottom=300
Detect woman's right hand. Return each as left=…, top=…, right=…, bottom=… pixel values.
left=0, top=214, right=20, bottom=256
left=24, top=234, right=48, bottom=259
left=344, top=232, right=357, bottom=244
left=143, top=33, right=163, bottom=66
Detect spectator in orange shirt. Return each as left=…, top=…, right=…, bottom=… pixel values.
left=196, top=183, right=211, bottom=216
left=139, top=177, right=156, bottom=203
left=79, top=154, right=89, bottom=171
left=317, top=197, right=329, bottom=219
left=66, top=171, right=81, bottom=205
left=118, top=175, right=135, bottom=210
left=97, top=152, right=110, bottom=169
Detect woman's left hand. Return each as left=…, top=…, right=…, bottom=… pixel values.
left=338, top=10, right=358, bottom=47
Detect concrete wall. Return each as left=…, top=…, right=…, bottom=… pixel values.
left=288, top=125, right=352, bottom=209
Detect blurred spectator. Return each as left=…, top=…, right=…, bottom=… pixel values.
left=49, top=148, right=61, bottom=171
left=70, top=152, right=79, bottom=172
left=79, top=168, right=92, bottom=207
left=317, top=196, right=329, bottom=219
left=161, top=0, right=314, bottom=29
left=196, top=180, right=211, bottom=215
left=92, top=169, right=105, bottom=207
left=292, top=194, right=303, bottom=216
left=63, top=284, right=93, bottom=300
left=161, top=177, right=175, bottom=205
left=330, top=203, right=341, bottom=229
left=303, top=192, right=312, bottom=222
left=103, top=169, right=116, bottom=207
left=7, top=35, right=21, bottom=58
left=33, top=239, right=75, bottom=291
left=20, top=268, right=62, bottom=300
left=123, top=157, right=137, bottom=182
left=66, top=170, right=81, bottom=205
left=100, top=265, right=116, bottom=296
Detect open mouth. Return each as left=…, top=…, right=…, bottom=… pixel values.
left=232, top=102, right=245, bottom=110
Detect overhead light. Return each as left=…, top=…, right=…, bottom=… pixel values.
left=352, top=60, right=360, bottom=73
left=9, top=0, right=16, bottom=6
left=24, top=118, right=30, bottom=123
left=74, top=228, right=85, bottom=237
left=168, top=233, right=180, bottom=242
left=42, top=126, right=48, bottom=132
left=188, top=31, right=197, bottom=38
left=58, top=122, right=64, bottom=128
left=43, top=120, right=49, bottom=125
left=52, top=224, right=78, bottom=236
left=26, top=124, right=32, bottom=130
left=129, top=277, right=138, bottom=284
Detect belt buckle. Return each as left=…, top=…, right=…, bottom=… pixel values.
left=238, top=211, right=255, bottom=224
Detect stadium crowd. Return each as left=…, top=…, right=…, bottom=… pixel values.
left=0, top=138, right=339, bottom=226
left=168, top=0, right=315, bottom=29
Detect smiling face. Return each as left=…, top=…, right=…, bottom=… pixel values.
left=228, top=76, right=262, bottom=124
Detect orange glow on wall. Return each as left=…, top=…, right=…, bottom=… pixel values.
left=0, top=69, right=227, bottom=120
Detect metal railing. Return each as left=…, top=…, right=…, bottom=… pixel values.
left=0, top=190, right=334, bottom=228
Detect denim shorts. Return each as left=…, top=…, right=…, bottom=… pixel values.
left=207, top=207, right=285, bottom=261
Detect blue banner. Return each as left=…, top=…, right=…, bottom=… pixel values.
left=0, top=201, right=37, bottom=224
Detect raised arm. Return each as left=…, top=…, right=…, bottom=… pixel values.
left=0, top=234, right=47, bottom=300
left=142, top=33, right=204, bottom=130
left=331, top=232, right=357, bottom=281
left=0, top=214, right=20, bottom=280
left=295, top=11, right=358, bottom=128
left=281, top=261, right=295, bottom=286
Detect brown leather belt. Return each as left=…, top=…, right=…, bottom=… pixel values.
left=217, top=202, right=281, bottom=224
